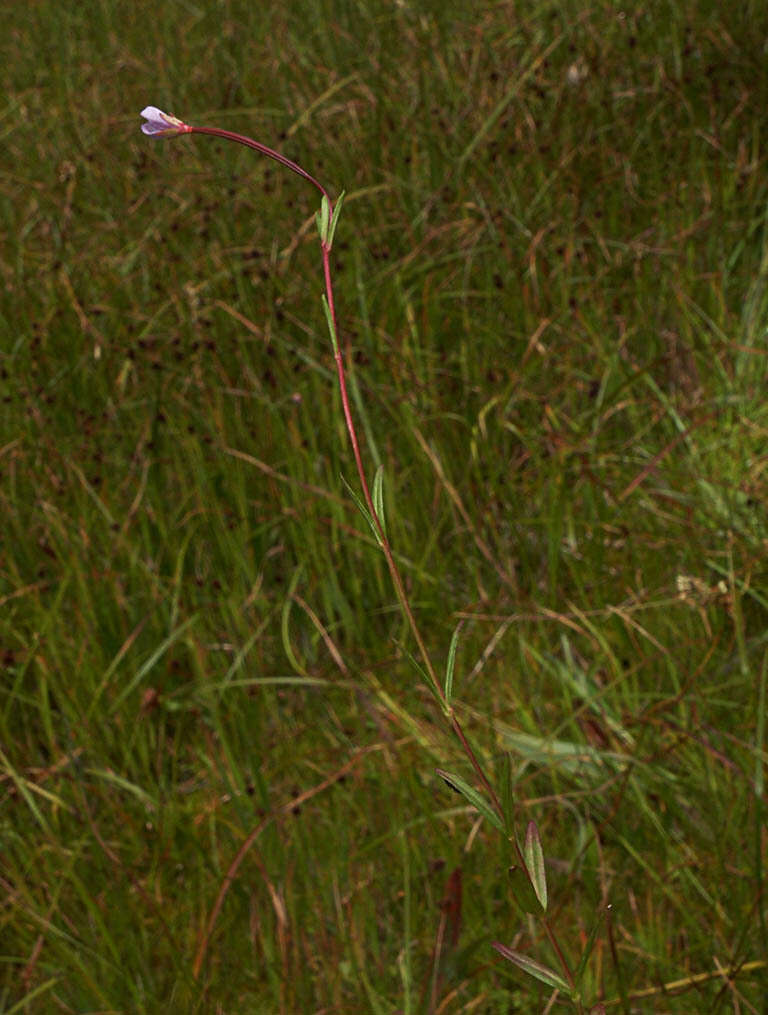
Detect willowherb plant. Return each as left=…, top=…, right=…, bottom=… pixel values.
left=139, top=104, right=603, bottom=1011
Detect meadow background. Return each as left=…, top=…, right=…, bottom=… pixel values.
left=2, top=0, right=768, bottom=1011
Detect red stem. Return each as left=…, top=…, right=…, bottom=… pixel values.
left=189, top=125, right=329, bottom=201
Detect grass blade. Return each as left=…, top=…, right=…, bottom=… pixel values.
left=500, top=752, right=515, bottom=836
left=444, top=621, right=463, bottom=710
left=574, top=906, right=608, bottom=985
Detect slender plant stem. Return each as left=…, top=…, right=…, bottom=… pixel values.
left=189, top=125, right=329, bottom=200
left=322, top=232, right=507, bottom=818
left=173, top=119, right=575, bottom=992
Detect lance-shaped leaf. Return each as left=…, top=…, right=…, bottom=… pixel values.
left=340, top=475, right=379, bottom=543
left=492, top=942, right=571, bottom=994
left=327, top=191, right=345, bottom=249
left=507, top=863, right=544, bottom=915
left=372, top=465, right=387, bottom=540
left=404, top=648, right=448, bottom=716
left=315, top=194, right=331, bottom=244
left=321, top=292, right=339, bottom=355
left=436, top=770, right=504, bottom=833
left=523, top=820, right=547, bottom=911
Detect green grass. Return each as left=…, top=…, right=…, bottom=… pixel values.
left=2, top=0, right=768, bottom=1010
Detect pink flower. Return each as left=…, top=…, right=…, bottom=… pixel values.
left=140, top=106, right=189, bottom=137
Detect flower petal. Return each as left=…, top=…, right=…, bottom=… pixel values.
left=140, top=106, right=188, bottom=137
left=140, top=106, right=166, bottom=121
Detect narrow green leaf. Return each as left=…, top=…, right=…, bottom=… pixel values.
left=436, top=769, right=505, bottom=833
left=317, top=194, right=331, bottom=243
left=524, top=821, right=548, bottom=911
left=85, top=767, right=157, bottom=808
left=401, top=647, right=448, bottom=716
left=327, top=190, right=346, bottom=249
left=4, top=977, right=61, bottom=1015
left=507, top=864, right=543, bottom=915
left=444, top=621, right=463, bottom=709
left=574, top=906, right=608, bottom=985
left=500, top=752, right=515, bottom=836
left=281, top=567, right=306, bottom=676
left=340, top=475, right=380, bottom=544
left=0, top=745, right=50, bottom=833
left=109, top=615, right=197, bottom=714
left=492, top=943, right=571, bottom=994
left=321, top=293, right=339, bottom=354
left=372, top=465, right=387, bottom=539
